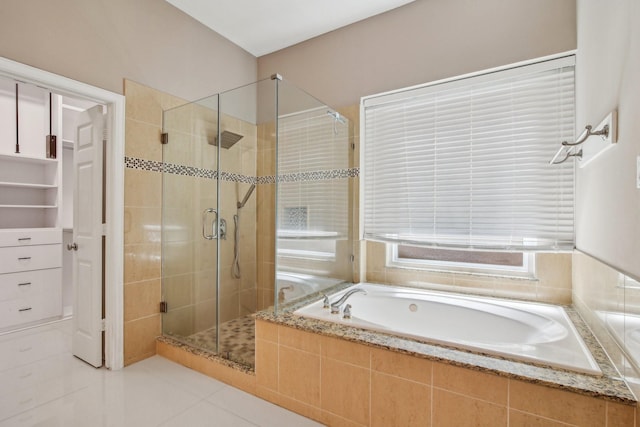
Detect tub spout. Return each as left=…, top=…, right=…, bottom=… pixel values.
left=278, top=286, right=294, bottom=304
left=330, top=288, right=367, bottom=314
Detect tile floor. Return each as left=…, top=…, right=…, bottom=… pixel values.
left=0, top=319, right=324, bottom=426
left=178, top=315, right=256, bottom=367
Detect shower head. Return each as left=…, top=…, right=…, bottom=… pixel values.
left=327, top=110, right=346, bottom=125
left=210, top=130, right=244, bottom=149
left=237, top=184, right=256, bottom=209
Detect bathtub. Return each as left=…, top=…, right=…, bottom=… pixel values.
left=294, top=283, right=602, bottom=375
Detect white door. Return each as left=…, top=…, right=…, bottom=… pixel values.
left=71, top=105, right=104, bottom=367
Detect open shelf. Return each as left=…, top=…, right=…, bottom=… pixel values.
left=0, top=181, right=57, bottom=189
left=0, top=204, right=58, bottom=209
left=0, top=152, right=57, bottom=165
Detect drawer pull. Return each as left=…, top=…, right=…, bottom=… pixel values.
left=18, top=237, right=31, bottom=241
left=19, top=398, right=33, bottom=405
left=19, top=372, right=32, bottom=379
left=18, top=307, right=32, bottom=312
left=19, top=346, right=32, bottom=352
left=18, top=257, right=31, bottom=261
left=18, top=282, right=32, bottom=287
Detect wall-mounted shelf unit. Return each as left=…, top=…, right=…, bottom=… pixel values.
left=0, top=153, right=60, bottom=229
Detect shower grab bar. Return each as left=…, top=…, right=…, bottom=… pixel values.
left=202, top=208, right=218, bottom=240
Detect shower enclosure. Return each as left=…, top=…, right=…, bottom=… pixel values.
left=161, top=76, right=353, bottom=367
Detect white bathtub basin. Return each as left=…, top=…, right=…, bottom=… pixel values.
left=294, top=283, right=601, bottom=375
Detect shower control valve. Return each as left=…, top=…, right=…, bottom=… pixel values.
left=219, top=218, right=227, bottom=240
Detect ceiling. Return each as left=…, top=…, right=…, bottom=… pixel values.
left=165, top=0, right=416, bottom=57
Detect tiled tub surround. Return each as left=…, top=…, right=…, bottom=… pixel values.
left=254, top=294, right=636, bottom=426
left=366, top=240, right=574, bottom=305
left=573, top=250, right=640, bottom=404
left=158, top=284, right=636, bottom=426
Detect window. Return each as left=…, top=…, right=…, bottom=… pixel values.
left=361, top=56, right=576, bottom=254
left=389, top=244, right=535, bottom=278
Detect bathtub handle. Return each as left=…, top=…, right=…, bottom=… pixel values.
left=322, top=294, right=330, bottom=309
left=343, top=304, right=352, bottom=319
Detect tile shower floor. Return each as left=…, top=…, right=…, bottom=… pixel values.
left=0, top=319, right=323, bottom=427
left=179, top=315, right=256, bottom=367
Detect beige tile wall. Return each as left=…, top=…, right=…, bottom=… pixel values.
left=124, top=80, right=183, bottom=365
left=252, top=320, right=635, bottom=426
left=256, top=120, right=276, bottom=310
left=573, top=250, right=640, bottom=403
left=124, top=80, right=259, bottom=365
left=338, top=105, right=363, bottom=284
left=364, top=241, right=573, bottom=305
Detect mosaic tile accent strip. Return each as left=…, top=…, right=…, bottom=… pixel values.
left=125, top=157, right=359, bottom=184
left=125, top=156, right=255, bottom=183
left=125, top=157, right=163, bottom=173
left=257, top=168, right=360, bottom=185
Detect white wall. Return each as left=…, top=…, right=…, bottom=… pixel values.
left=575, top=0, right=640, bottom=280
left=0, top=0, right=257, bottom=100
left=258, top=0, right=576, bottom=108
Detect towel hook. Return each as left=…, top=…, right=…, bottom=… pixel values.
left=562, top=124, right=609, bottom=147
left=550, top=148, right=583, bottom=165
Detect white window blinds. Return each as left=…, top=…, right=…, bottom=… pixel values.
left=362, top=57, right=575, bottom=251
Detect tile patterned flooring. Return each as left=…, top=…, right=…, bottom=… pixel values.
left=0, top=319, right=323, bottom=426
left=180, top=316, right=256, bottom=367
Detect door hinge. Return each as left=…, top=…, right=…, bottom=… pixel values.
left=161, top=133, right=168, bottom=145
left=160, top=301, right=168, bottom=313
left=101, top=318, right=106, bottom=332
left=101, top=223, right=107, bottom=236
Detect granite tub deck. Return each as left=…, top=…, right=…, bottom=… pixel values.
left=256, top=286, right=636, bottom=406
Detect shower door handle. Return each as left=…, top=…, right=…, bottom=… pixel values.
left=202, top=208, right=218, bottom=240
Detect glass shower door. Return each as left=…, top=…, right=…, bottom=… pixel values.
left=161, top=95, right=220, bottom=353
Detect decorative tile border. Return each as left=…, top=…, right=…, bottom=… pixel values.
left=257, top=168, right=360, bottom=184
left=125, top=156, right=359, bottom=184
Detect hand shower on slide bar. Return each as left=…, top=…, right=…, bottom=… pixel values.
left=233, top=184, right=256, bottom=279
left=237, top=184, right=255, bottom=209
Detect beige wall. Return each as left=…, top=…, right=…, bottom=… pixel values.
left=574, top=0, right=640, bottom=280
left=258, top=0, right=576, bottom=108
left=0, top=0, right=256, bottom=99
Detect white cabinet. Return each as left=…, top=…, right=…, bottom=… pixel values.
left=0, top=230, right=62, bottom=330
left=0, top=75, right=64, bottom=331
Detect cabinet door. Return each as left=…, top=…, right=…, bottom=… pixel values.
left=71, top=105, right=104, bottom=368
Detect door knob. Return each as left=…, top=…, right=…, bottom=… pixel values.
left=67, top=243, right=78, bottom=251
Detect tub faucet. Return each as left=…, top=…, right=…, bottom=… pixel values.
left=330, top=288, right=367, bottom=314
